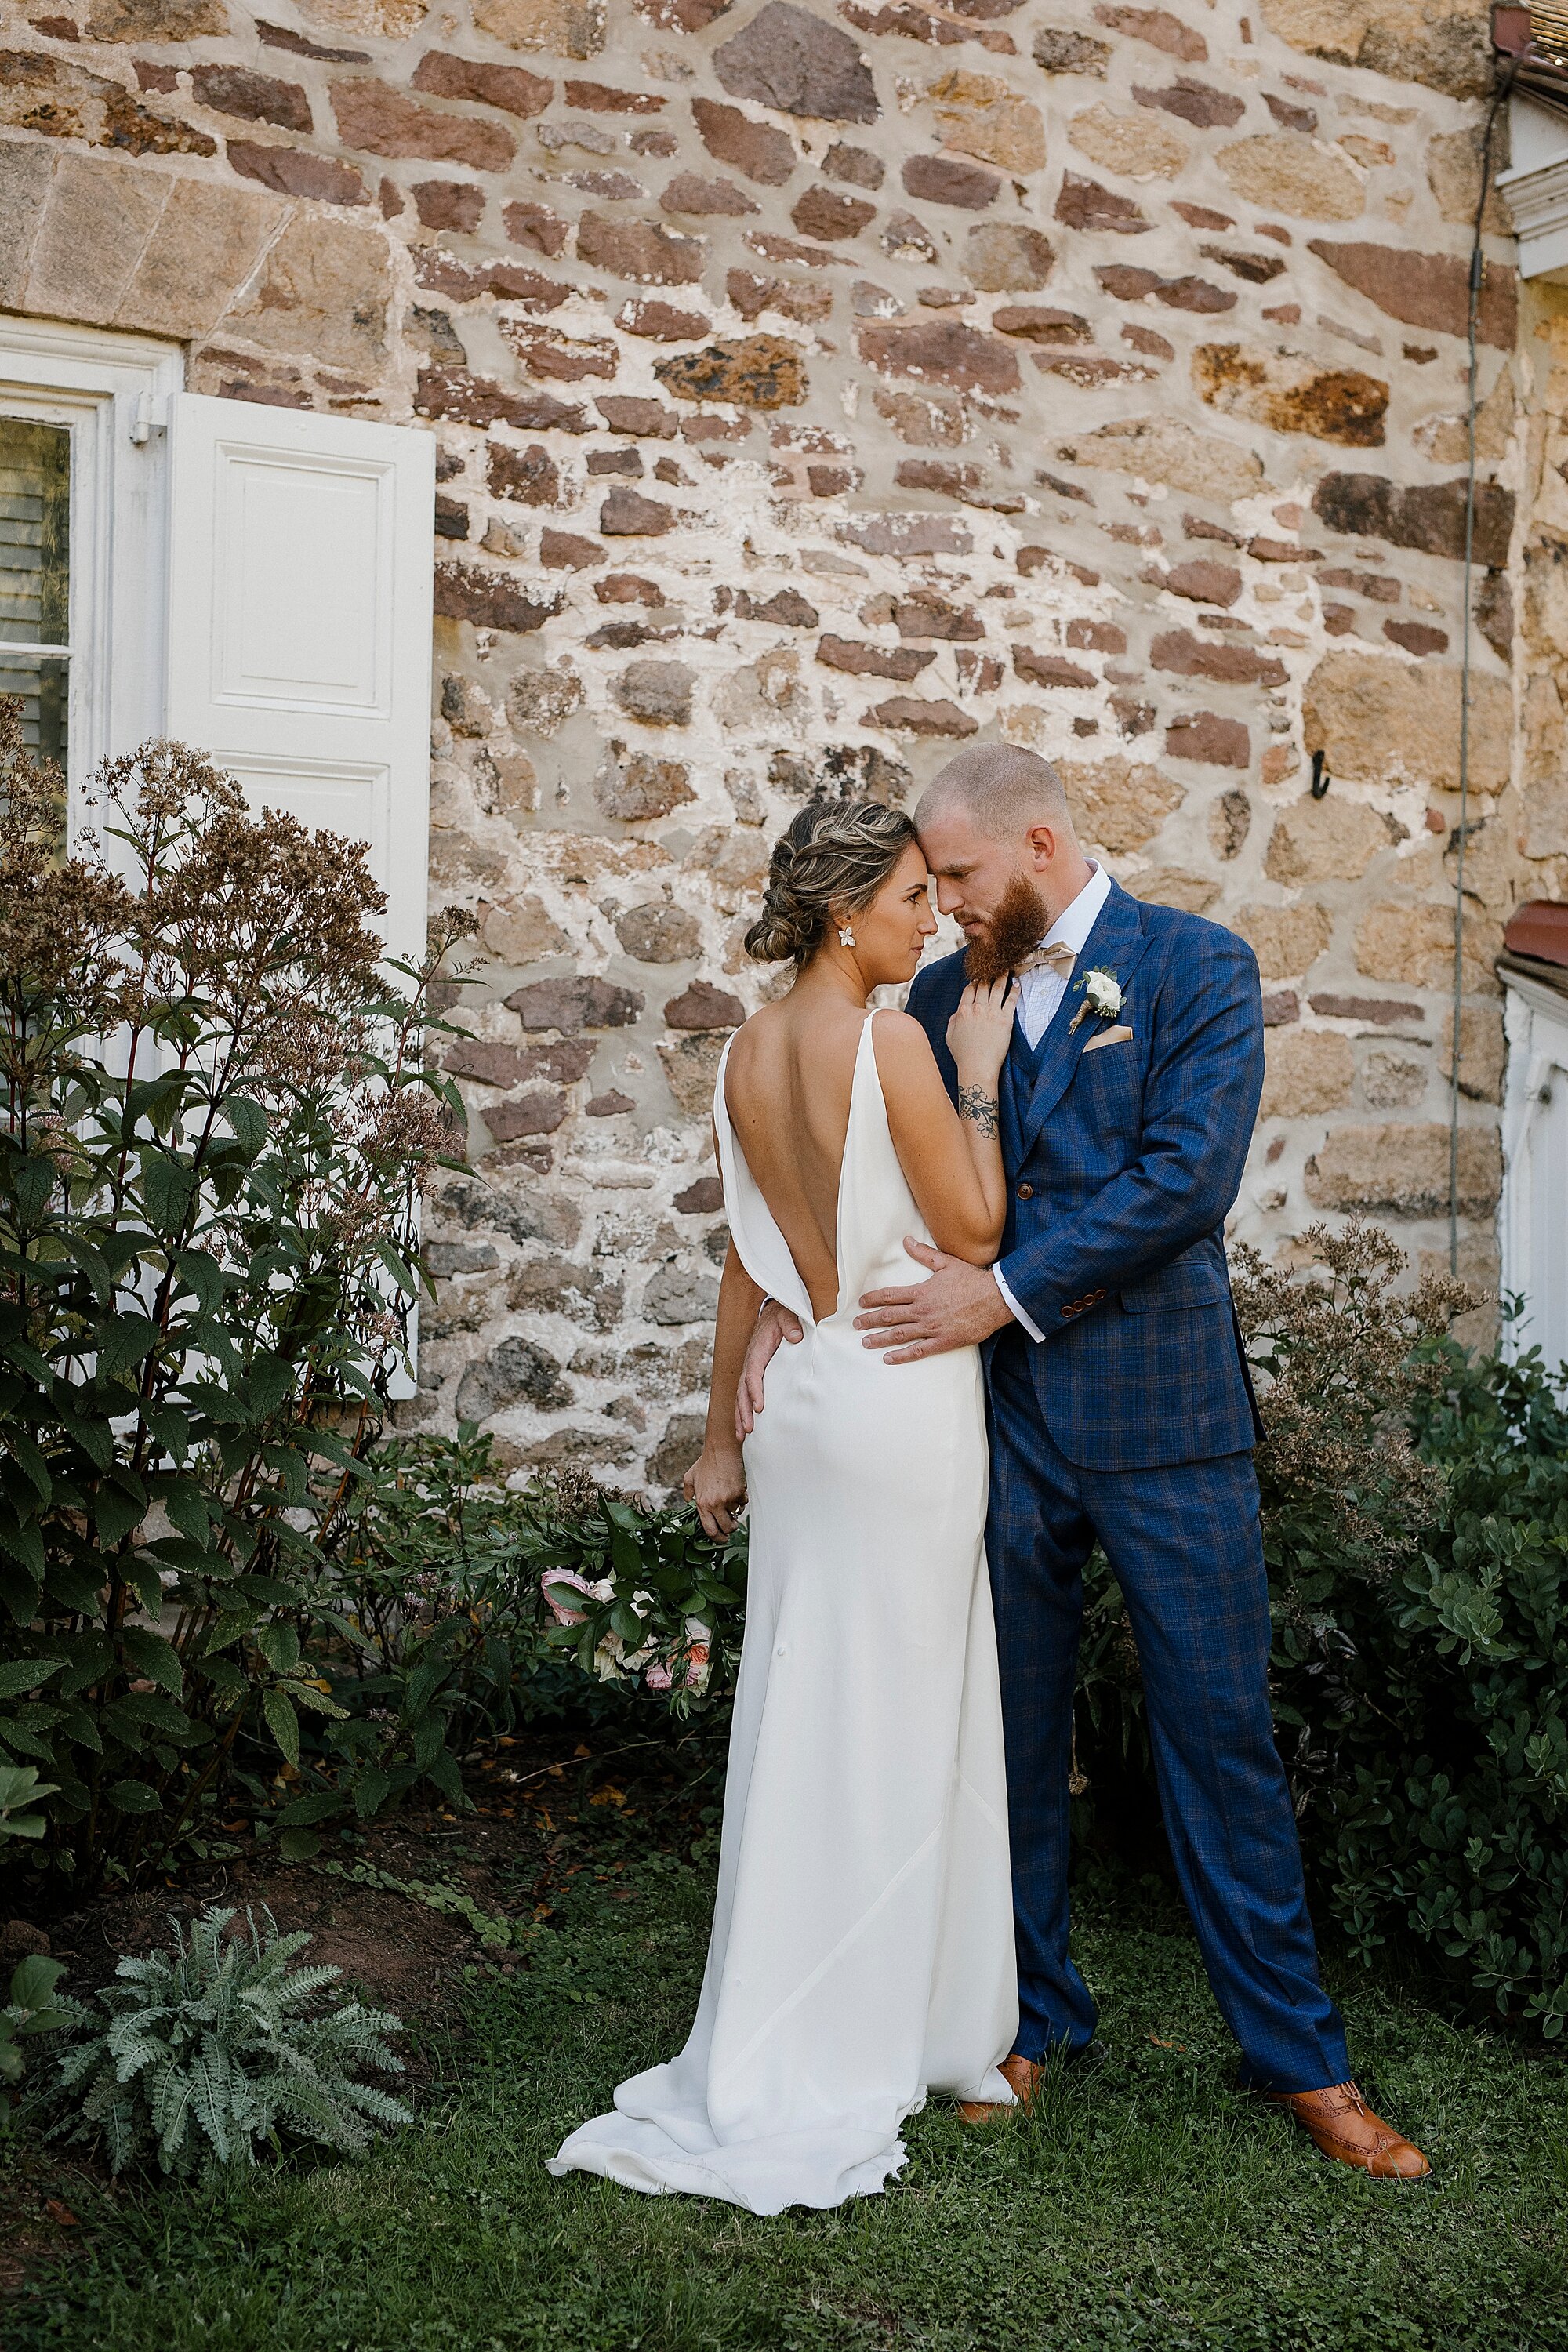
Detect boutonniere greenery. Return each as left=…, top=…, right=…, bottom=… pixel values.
left=1067, top=967, right=1124, bottom=1035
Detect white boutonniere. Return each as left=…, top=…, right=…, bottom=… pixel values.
left=1067, top=967, right=1123, bottom=1034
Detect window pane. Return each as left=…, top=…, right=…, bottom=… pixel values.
left=0, top=418, right=70, bottom=770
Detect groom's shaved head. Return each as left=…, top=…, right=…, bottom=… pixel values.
left=915, top=742, right=1073, bottom=843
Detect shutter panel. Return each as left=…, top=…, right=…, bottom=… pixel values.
left=164, top=393, right=434, bottom=962
left=165, top=393, right=436, bottom=1395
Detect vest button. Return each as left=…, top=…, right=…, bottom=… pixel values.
left=1017, top=1182, right=1033, bottom=1200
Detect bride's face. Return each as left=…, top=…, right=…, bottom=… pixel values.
left=840, top=843, right=938, bottom=986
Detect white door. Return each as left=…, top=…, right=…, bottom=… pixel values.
left=164, top=393, right=435, bottom=964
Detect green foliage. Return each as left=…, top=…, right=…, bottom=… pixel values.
left=0, top=705, right=473, bottom=1891
left=0, top=1764, right=57, bottom=1839
left=0, top=1953, right=74, bottom=2120
left=40, top=1904, right=408, bottom=2177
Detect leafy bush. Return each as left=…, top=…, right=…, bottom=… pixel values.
left=42, top=1905, right=408, bottom=2176
left=1, top=1952, right=74, bottom=2121
left=0, top=707, right=468, bottom=1892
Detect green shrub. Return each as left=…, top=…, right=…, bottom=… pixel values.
left=42, top=1904, right=408, bottom=2176
left=0, top=1951, right=74, bottom=2121
left=0, top=706, right=470, bottom=1893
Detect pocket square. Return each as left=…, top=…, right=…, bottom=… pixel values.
left=1081, top=1024, right=1134, bottom=1054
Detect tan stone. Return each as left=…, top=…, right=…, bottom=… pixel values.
left=659, top=1031, right=728, bottom=1116
left=1360, top=1046, right=1428, bottom=1109
left=0, top=140, right=53, bottom=308
left=1264, top=796, right=1390, bottom=885
left=1127, top=868, right=1219, bottom=912
left=1068, top=102, right=1188, bottom=182
left=1216, top=134, right=1364, bottom=220
left=1260, top=1029, right=1355, bottom=1117
left=1232, top=902, right=1333, bottom=978
left=1426, top=125, right=1510, bottom=231
left=1303, top=1121, right=1501, bottom=1217
left=1439, top=1001, right=1504, bottom=1102
left=1354, top=902, right=1501, bottom=992
left=219, top=212, right=391, bottom=372
left=690, top=826, right=771, bottom=913
left=114, top=178, right=283, bottom=339
left=927, top=71, right=1047, bottom=176
left=1056, top=415, right=1265, bottom=502
left=1056, top=757, right=1182, bottom=855
left=1193, top=343, right=1388, bottom=449
left=1415, top=367, right=1515, bottom=467
left=471, top=0, right=604, bottom=49
left=1258, top=0, right=1492, bottom=103
left=21, top=153, right=166, bottom=328
left=84, top=0, right=228, bottom=34
left=1303, top=651, right=1511, bottom=797
left=481, top=894, right=568, bottom=963
left=297, top=0, right=426, bottom=31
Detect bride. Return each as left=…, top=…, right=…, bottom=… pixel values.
left=548, top=796, right=1020, bottom=2216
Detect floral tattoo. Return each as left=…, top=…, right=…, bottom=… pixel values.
left=957, top=1084, right=999, bottom=1138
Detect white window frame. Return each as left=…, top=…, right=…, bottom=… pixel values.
left=1500, top=967, right=1568, bottom=1383
left=0, top=315, right=183, bottom=841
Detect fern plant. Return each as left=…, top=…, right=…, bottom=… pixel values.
left=44, top=1904, right=410, bottom=2176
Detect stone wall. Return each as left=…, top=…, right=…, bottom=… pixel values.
left=2, top=0, right=1561, bottom=1477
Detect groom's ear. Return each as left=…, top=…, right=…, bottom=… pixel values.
left=1025, top=822, right=1058, bottom=869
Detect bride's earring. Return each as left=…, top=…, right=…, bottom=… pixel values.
left=837, top=923, right=856, bottom=948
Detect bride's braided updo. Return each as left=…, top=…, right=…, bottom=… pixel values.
left=743, top=797, right=918, bottom=967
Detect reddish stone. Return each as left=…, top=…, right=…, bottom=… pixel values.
left=414, top=178, right=485, bottom=231
left=824, top=139, right=882, bottom=187
left=1054, top=173, right=1148, bottom=233
left=1385, top=618, right=1449, bottom=656
left=412, top=250, right=566, bottom=307
left=587, top=1091, right=636, bottom=1117
left=614, top=298, right=706, bottom=342
left=864, top=696, right=978, bottom=736
left=1311, top=474, right=1513, bottom=569
left=503, top=198, right=568, bottom=254
left=730, top=586, right=819, bottom=624
left=1264, top=89, right=1316, bottom=131
left=483, top=1091, right=566, bottom=1142
left=330, top=79, right=515, bottom=169
left=1306, top=241, right=1516, bottom=350
left=855, top=318, right=1019, bottom=395
left=1172, top=198, right=1232, bottom=228
left=1133, top=75, right=1243, bottom=126
left=434, top=563, right=559, bottom=634
left=713, top=1, right=880, bottom=124
left=487, top=442, right=561, bottom=504
left=792, top=183, right=874, bottom=239
left=1166, top=710, right=1248, bottom=765
left=192, top=64, right=310, bottom=128
left=1198, top=241, right=1285, bottom=285
left=564, top=78, right=666, bottom=110
left=540, top=528, right=604, bottom=569
left=726, top=268, right=833, bottom=323
left=434, top=495, right=469, bottom=540
left=1123, top=322, right=1174, bottom=358
left=662, top=172, right=757, bottom=215
left=1066, top=618, right=1127, bottom=652
left=508, top=324, right=618, bottom=380
left=411, top=51, right=551, bottom=116
left=815, top=634, right=935, bottom=680
left=507, top=976, right=644, bottom=1030
left=597, top=395, right=679, bottom=436
left=1093, top=3, right=1207, bottom=60
left=1163, top=557, right=1242, bottom=606
left=1151, top=630, right=1287, bottom=685
left=418, top=365, right=586, bottom=432
left=601, top=488, right=677, bottom=535
left=902, top=152, right=999, bottom=209
left=1095, top=264, right=1235, bottom=313
left=664, top=980, right=746, bottom=1029
left=992, top=305, right=1090, bottom=344
left=260, top=21, right=368, bottom=60
left=674, top=1175, right=726, bottom=1212
left=577, top=211, right=705, bottom=284
left=805, top=463, right=856, bottom=494
left=1319, top=565, right=1399, bottom=601
left=227, top=141, right=367, bottom=204
left=1309, top=994, right=1424, bottom=1025
left=598, top=573, right=663, bottom=604
left=691, top=93, right=797, bottom=183
left=444, top=1040, right=538, bottom=1087
left=1261, top=992, right=1298, bottom=1027
left=1013, top=648, right=1095, bottom=689
left=838, top=513, right=974, bottom=556
left=893, top=459, right=981, bottom=495
left=655, top=334, right=808, bottom=407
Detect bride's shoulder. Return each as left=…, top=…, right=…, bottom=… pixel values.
left=867, top=1007, right=942, bottom=1093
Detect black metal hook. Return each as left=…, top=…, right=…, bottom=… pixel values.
left=1310, top=750, right=1330, bottom=800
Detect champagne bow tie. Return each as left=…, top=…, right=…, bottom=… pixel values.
left=1012, top=940, right=1076, bottom=979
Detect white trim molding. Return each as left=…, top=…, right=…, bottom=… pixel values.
left=1500, top=965, right=1568, bottom=1380
left=1498, top=151, right=1568, bottom=281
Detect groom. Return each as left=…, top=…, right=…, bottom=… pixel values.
left=742, top=744, right=1429, bottom=2180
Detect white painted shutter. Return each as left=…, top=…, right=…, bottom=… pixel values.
left=164, top=393, right=434, bottom=963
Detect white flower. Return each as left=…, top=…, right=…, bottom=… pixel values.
left=1083, top=968, right=1122, bottom=1018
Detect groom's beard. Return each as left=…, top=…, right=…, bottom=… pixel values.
left=964, top=874, right=1050, bottom=988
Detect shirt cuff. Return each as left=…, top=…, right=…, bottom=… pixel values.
left=993, top=1265, right=1047, bottom=1345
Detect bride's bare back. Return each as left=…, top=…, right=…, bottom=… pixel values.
left=723, top=996, right=867, bottom=1322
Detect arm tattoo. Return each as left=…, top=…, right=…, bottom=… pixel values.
left=957, top=1084, right=1000, bottom=1138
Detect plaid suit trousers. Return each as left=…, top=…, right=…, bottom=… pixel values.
left=987, top=1327, right=1351, bottom=2094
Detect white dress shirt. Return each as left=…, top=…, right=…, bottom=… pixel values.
left=992, top=860, right=1110, bottom=1343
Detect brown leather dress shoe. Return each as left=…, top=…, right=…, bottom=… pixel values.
left=956, top=2053, right=1047, bottom=2124
left=1268, top=2082, right=1431, bottom=2179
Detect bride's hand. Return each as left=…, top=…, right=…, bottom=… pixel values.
left=946, top=978, right=1017, bottom=1084
left=684, top=1442, right=746, bottom=1540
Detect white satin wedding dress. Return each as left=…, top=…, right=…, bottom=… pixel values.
left=549, top=1010, right=1018, bottom=2214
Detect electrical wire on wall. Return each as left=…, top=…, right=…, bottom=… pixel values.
left=1450, top=48, right=1522, bottom=1276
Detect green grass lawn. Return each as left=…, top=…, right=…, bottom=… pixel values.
left=6, top=1811, right=1567, bottom=2352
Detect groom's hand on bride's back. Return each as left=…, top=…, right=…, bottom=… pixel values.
left=735, top=1298, right=804, bottom=1437
left=856, top=1239, right=1013, bottom=1362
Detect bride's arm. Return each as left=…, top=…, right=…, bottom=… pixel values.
left=873, top=986, right=1015, bottom=1264
left=683, top=1238, right=764, bottom=1537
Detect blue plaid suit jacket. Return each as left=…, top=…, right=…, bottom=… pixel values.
left=906, top=877, right=1266, bottom=1472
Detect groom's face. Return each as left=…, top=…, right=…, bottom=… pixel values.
left=916, top=805, right=1047, bottom=978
